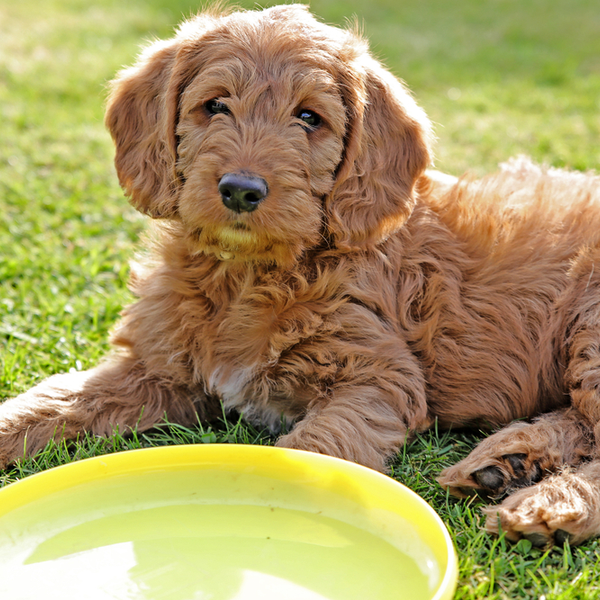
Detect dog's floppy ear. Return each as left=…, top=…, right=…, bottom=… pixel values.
left=105, top=39, right=182, bottom=218
left=326, top=55, right=433, bottom=250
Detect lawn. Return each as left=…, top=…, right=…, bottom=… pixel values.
left=1, top=0, right=599, bottom=597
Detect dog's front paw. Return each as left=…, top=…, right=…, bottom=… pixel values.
left=276, top=423, right=389, bottom=472
left=483, top=468, right=600, bottom=547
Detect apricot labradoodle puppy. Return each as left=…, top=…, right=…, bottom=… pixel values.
left=2, top=4, right=600, bottom=547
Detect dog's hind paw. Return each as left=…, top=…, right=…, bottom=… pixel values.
left=483, top=463, right=600, bottom=547
left=438, top=450, right=544, bottom=499
left=437, top=409, right=592, bottom=499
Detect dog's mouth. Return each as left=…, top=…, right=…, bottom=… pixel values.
left=188, top=222, right=265, bottom=260
left=186, top=222, right=303, bottom=267
left=230, top=221, right=250, bottom=231
left=219, top=223, right=257, bottom=245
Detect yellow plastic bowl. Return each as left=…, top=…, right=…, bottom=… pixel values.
left=0, top=444, right=457, bottom=600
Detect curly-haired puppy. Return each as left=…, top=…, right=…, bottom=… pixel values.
left=2, top=5, right=600, bottom=547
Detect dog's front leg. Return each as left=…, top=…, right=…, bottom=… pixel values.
left=276, top=336, right=430, bottom=472
left=0, top=355, right=203, bottom=467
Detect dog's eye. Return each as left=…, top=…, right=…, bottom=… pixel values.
left=296, top=109, right=322, bottom=129
left=205, top=99, right=230, bottom=116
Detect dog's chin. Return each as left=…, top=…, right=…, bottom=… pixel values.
left=186, top=224, right=310, bottom=268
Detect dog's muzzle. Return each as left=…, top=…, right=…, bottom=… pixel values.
left=219, top=172, right=268, bottom=213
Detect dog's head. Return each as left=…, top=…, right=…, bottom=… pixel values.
left=106, top=4, right=432, bottom=265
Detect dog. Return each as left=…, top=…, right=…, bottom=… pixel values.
left=2, top=4, right=600, bottom=547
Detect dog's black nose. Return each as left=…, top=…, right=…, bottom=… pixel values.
left=218, top=173, right=268, bottom=213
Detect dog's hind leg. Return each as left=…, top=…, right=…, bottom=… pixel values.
left=0, top=355, right=205, bottom=467
left=483, top=459, right=600, bottom=547
left=564, top=249, right=600, bottom=448
left=441, top=249, right=600, bottom=545
left=436, top=408, right=593, bottom=499
left=439, top=248, right=600, bottom=501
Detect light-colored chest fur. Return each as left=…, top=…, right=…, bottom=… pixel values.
left=165, top=258, right=346, bottom=429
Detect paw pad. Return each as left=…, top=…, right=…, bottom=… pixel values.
left=474, top=465, right=504, bottom=490
left=505, top=453, right=526, bottom=477
left=472, top=453, right=542, bottom=496
left=523, top=532, right=548, bottom=548
left=554, top=529, right=573, bottom=545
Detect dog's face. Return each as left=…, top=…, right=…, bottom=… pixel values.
left=106, top=5, right=433, bottom=265
left=173, top=10, right=349, bottom=264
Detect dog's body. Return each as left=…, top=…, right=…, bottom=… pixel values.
left=3, top=5, right=600, bottom=546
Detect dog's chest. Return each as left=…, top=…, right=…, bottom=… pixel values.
left=200, top=306, right=274, bottom=399
left=194, top=277, right=330, bottom=407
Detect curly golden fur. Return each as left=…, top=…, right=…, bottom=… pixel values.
left=2, top=5, right=600, bottom=547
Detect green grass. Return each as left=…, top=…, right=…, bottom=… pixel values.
left=1, top=0, right=599, bottom=597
